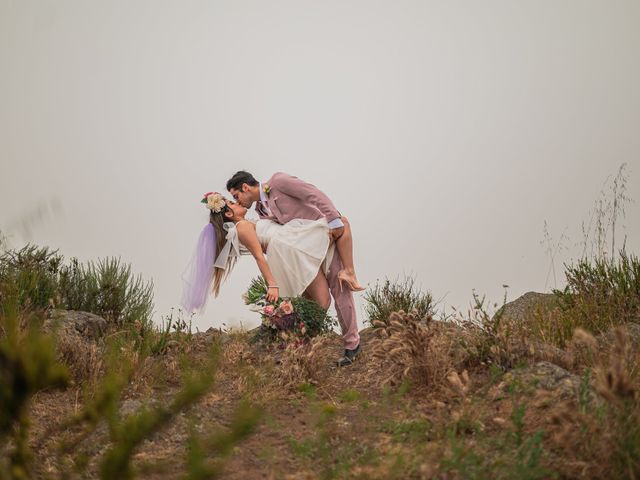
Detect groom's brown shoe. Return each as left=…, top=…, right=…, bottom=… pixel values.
left=337, top=343, right=361, bottom=367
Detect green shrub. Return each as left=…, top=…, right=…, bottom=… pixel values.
left=0, top=244, right=154, bottom=331
left=364, top=276, right=434, bottom=326
left=0, top=245, right=63, bottom=311
left=558, top=253, right=640, bottom=323
left=59, top=257, right=154, bottom=328
left=543, top=253, right=640, bottom=346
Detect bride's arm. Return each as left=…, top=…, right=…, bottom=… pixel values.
left=236, top=222, right=279, bottom=303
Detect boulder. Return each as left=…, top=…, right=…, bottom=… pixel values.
left=597, top=322, right=640, bottom=348
left=495, top=291, right=559, bottom=323
left=503, top=361, right=582, bottom=399
left=44, top=310, right=108, bottom=340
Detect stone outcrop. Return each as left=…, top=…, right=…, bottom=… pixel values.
left=44, top=310, right=108, bottom=340
left=597, top=322, right=640, bottom=348
left=503, top=361, right=582, bottom=399
left=494, top=291, right=559, bottom=323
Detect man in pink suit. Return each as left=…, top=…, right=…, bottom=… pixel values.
left=226, top=170, right=361, bottom=366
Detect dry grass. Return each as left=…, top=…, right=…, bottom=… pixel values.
left=542, top=326, right=640, bottom=479
left=564, top=327, right=600, bottom=370
left=594, top=327, right=638, bottom=404
left=271, top=335, right=334, bottom=389
left=55, top=334, right=104, bottom=385
left=371, top=310, right=457, bottom=390
left=446, top=370, right=471, bottom=399
left=16, top=304, right=640, bottom=480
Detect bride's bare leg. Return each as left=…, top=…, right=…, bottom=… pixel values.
left=334, top=217, right=364, bottom=291
left=303, top=270, right=331, bottom=310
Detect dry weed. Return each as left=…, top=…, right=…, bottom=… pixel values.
left=449, top=301, right=545, bottom=371
left=222, top=335, right=251, bottom=365
left=545, top=326, right=640, bottom=478
left=446, top=370, right=471, bottom=399
left=594, top=327, right=637, bottom=405
left=272, top=335, right=333, bottom=389
left=55, top=334, right=104, bottom=385
left=565, top=328, right=599, bottom=370
left=371, top=310, right=454, bottom=389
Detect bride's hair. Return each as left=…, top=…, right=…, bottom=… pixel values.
left=209, top=205, right=238, bottom=297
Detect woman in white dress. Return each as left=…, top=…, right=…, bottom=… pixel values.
left=230, top=199, right=334, bottom=309
left=181, top=193, right=343, bottom=314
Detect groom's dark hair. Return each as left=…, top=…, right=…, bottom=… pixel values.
left=226, top=171, right=259, bottom=191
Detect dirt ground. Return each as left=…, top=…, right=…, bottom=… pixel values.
left=24, top=327, right=605, bottom=479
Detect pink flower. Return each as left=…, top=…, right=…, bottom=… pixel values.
left=263, top=305, right=275, bottom=316
left=203, top=191, right=214, bottom=198
left=280, top=301, right=293, bottom=315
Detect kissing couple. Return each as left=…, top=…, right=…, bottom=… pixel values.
left=182, top=171, right=364, bottom=367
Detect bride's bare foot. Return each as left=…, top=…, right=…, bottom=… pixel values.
left=337, top=270, right=365, bottom=292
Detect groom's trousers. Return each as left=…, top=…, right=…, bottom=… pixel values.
left=327, top=251, right=360, bottom=350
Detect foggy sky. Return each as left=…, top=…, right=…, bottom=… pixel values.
left=1, top=0, right=639, bottom=331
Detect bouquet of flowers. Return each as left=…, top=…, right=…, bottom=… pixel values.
left=244, top=277, right=337, bottom=343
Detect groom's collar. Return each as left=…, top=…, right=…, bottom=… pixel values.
left=259, top=183, right=269, bottom=203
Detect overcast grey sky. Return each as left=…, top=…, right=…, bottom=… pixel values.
left=1, top=0, right=639, bottom=331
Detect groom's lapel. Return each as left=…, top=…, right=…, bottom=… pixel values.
left=255, top=200, right=279, bottom=222
left=266, top=195, right=283, bottom=223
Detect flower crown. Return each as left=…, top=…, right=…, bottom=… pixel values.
left=201, top=192, right=226, bottom=213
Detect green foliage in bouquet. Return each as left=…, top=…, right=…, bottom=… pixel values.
left=289, top=296, right=336, bottom=337
left=245, top=276, right=270, bottom=307
left=244, top=277, right=337, bottom=342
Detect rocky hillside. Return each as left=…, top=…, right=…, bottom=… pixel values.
left=17, top=291, right=640, bottom=479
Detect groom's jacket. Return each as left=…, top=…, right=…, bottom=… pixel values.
left=256, top=172, right=341, bottom=224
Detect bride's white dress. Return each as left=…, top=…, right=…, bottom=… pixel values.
left=255, top=218, right=335, bottom=298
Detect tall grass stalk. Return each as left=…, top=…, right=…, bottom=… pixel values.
left=580, top=163, right=632, bottom=264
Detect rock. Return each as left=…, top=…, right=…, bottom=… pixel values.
left=164, top=339, right=182, bottom=353
left=530, top=341, right=567, bottom=364
left=597, top=322, right=640, bottom=348
left=119, top=399, right=143, bottom=418
left=181, top=329, right=231, bottom=353
left=503, top=361, right=582, bottom=399
left=198, top=329, right=230, bottom=344
left=495, top=291, right=559, bottom=323
left=44, top=310, right=108, bottom=340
